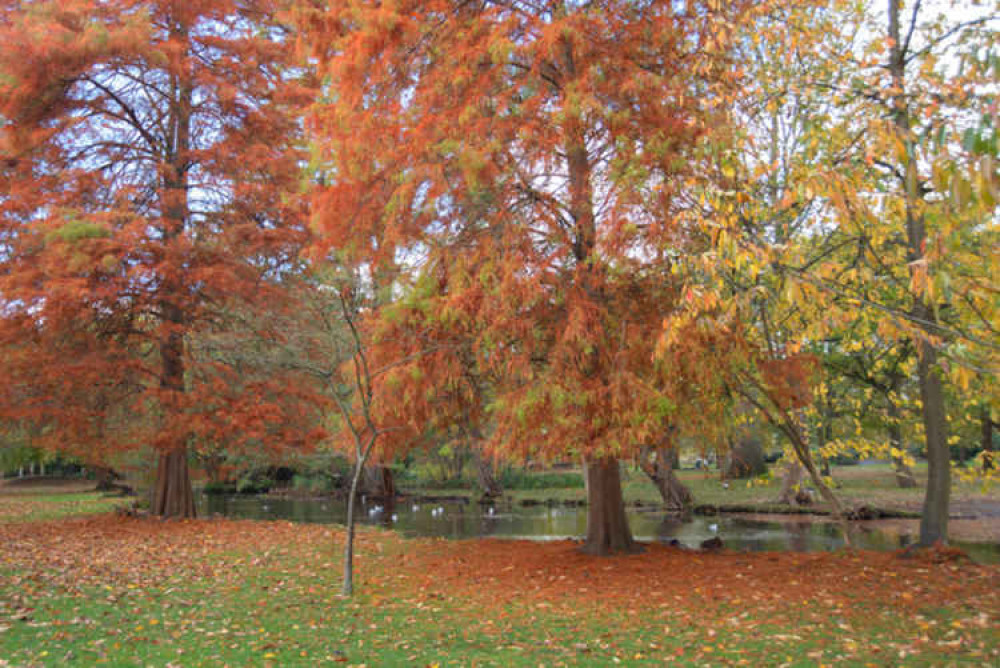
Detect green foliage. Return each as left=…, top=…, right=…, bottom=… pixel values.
left=45, top=219, right=111, bottom=243
left=499, top=470, right=584, bottom=490
left=291, top=473, right=337, bottom=494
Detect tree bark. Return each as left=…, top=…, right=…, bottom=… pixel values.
left=887, top=389, right=917, bottom=488
left=151, top=20, right=196, bottom=520
left=888, top=0, right=951, bottom=546
left=916, top=341, right=949, bottom=545
left=343, top=464, right=363, bottom=596
left=362, top=464, right=395, bottom=500
left=638, top=444, right=692, bottom=513
left=777, top=460, right=805, bottom=505
left=475, top=451, right=503, bottom=499
left=151, top=306, right=196, bottom=519
left=152, top=448, right=195, bottom=518
left=581, top=457, right=637, bottom=555
left=981, top=405, right=995, bottom=471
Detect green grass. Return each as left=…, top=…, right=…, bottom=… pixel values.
left=0, top=531, right=995, bottom=666
left=1, top=477, right=997, bottom=667
left=0, top=490, right=124, bottom=523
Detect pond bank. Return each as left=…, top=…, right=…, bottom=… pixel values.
left=202, top=492, right=1000, bottom=563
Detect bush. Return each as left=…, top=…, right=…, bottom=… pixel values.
left=292, top=474, right=336, bottom=494
left=500, top=470, right=584, bottom=490
left=202, top=481, right=236, bottom=495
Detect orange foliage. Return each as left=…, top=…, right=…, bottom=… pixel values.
left=302, top=1, right=761, bottom=464
left=0, top=2, right=317, bottom=470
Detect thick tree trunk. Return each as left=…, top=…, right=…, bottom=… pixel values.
left=639, top=445, right=692, bottom=512
left=581, top=457, right=637, bottom=555
left=887, top=393, right=917, bottom=488
left=362, top=464, right=395, bottom=500
left=149, top=24, right=196, bottom=520
left=475, top=451, right=503, bottom=499
left=917, top=341, right=949, bottom=546
left=152, top=448, right=195, bottom=518
left=151, top=310, right=196, bottom=519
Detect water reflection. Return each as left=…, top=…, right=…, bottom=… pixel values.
left=198, top=495, right=999, bottom=563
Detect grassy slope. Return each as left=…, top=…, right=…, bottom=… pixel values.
left=0, top=491, right=997, bottom=666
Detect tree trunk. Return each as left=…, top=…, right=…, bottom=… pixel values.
left=981, top=406, right=995, bottom=471
left=475, top=451, right=503, bottom=499
left=152, top=448, right=195, bottom=518
left=94, top=465, right=120, bottom=491
left=581, top=457, right=637, bottom=555
left=775, top=410, right=845, bottom=517
left=639, top=445, right=692, bottom=513
left=362, top=464, right=395, bottom=500
left=151, top=309, right=196, bottom=519
left=343, top=465, right=363, bottom=596
left=887, top=391, right=917, bottom=488
left=888, top=0, right=951, bottom=548
left=150, top=22, right=195, bottom=520
left=917, top=341, right=950, bottom=546
left=777, top=460, right=805, bottom=505
left=818, top=389, right=834, bottom=478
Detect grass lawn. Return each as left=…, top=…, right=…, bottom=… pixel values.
left=0, top=478, right=125, bottom=523
left=1, top=490, right=998, bottom=666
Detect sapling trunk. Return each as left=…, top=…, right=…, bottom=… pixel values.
left=342, top=464, right=365, bottom=596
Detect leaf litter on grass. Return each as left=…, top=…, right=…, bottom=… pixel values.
left=0, top=515, right=997, bottom=665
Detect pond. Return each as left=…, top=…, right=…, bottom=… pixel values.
left=198, top=494, right=1000, bottom=564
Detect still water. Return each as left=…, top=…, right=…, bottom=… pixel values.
left=199, top=495, right=1000, bottom=563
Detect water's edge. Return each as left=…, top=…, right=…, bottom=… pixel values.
left=198, top=494, right=1000, bottom=564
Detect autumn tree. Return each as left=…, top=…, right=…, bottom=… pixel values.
left=301, top=0, right=758, bottom=554
left=800, top=0, right=997, bottom=544
left=0, top=0, right=310, bottom=517
left=669, top=0, right=996, bottom=543
left=655, top=1, right=852, bottom=516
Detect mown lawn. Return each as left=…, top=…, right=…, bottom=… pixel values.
left=0, top=479, right=124, bottom=523
left=0, top=492, right=997, bottom=666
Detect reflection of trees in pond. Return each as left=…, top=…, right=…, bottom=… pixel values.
left=378, top=497, right=397, bottom=529
left=655, top=515, right=690, bottom=544
left=478, top=513, right=502, bottom=539
left=195, top=499, right=1000, bottom=563
left=786, top=521, right=812, bottom=552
